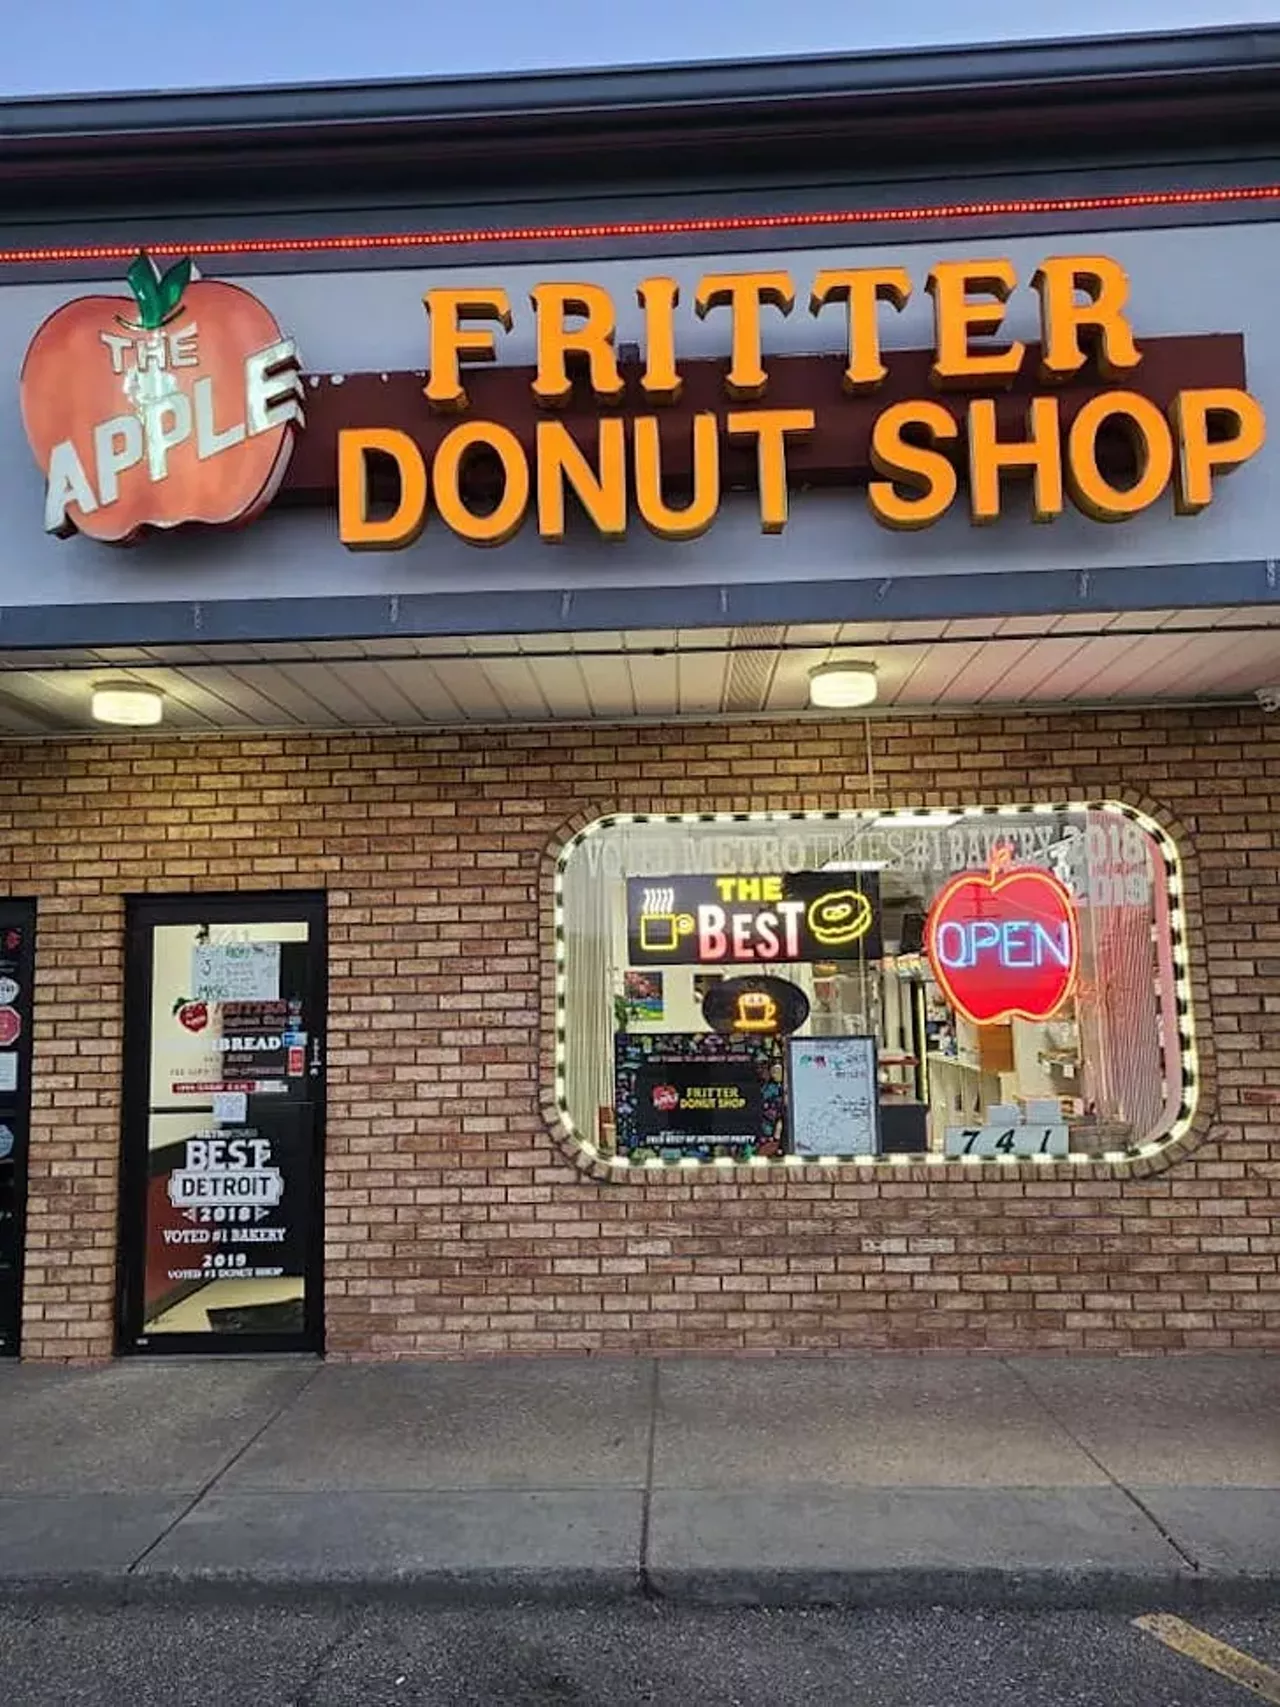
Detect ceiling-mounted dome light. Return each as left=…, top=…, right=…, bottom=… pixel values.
left=808, top=662, right=878, bottom=709
left=91, top=681, right=164, bottom=727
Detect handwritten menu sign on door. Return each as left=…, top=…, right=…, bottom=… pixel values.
left=786, top=1036, right=881, bottom=1157
left=192, top=942, right=281, bottom=1004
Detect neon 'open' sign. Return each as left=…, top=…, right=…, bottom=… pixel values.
left=925, top=847, right=1079, bottom=1026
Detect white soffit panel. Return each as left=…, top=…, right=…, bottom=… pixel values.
left=0, top=609, right=1273, bottom=734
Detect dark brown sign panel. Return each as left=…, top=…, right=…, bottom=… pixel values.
left=282, top=336, right=1247, bottom=500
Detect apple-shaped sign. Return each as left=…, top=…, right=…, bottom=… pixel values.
left=21, top=252, right=304, bottom=543
left=925, top=844, right=1079, bottom=1025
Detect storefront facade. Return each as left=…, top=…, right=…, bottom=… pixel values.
left=1, top=27, right=1278, bottom=1360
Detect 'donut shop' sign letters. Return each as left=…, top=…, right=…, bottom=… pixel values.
left=627, top=873, right=883, bottom=966
left=338, top=255, right=1266, bottom=547
left=22, top=251, right=1266, bottom=545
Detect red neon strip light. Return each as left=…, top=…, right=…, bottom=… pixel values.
left=2, top=183, right=1278, bottom=269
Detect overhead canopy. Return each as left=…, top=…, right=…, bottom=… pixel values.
left=3, top=27, right=1279, bottom=712
left=0, top=608, right=1273, bottom=734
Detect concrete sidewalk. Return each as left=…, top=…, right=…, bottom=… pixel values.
left=0, top=1354, right=1276, bottom=1610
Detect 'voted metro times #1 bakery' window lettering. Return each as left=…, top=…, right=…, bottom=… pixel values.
left=554, top=807, right=1193, bottom=1169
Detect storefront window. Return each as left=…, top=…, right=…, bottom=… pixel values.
left=555, top=805, right=1193, bottom=1168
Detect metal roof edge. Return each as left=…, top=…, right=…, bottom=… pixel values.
left=4, top=23, right=1280, bottom=141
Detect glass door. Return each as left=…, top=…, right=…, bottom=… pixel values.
left=117, top=893, right=327, bottom=1355
left=0, top=900, right=36, bottom=1357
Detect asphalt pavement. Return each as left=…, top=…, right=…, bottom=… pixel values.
left=0, top=1353, right=1277, bottom=1608
left=4, top=1604, right=1280, bottom=1706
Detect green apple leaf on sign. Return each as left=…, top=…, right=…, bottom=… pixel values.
left=122, top=252, right=193, bottom=331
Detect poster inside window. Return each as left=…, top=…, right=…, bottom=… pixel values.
left=556, top=806, right=1190, bottom=1166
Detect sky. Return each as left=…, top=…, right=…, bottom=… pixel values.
left=4, top=0, right=1280, bottom=96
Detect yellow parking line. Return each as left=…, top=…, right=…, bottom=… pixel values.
left=1134, top=1614, right=1280, bottom=1703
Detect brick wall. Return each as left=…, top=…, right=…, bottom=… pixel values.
left=6, top=703, right=1279, bottom=1361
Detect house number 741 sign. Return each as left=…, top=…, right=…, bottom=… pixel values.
left=944, top=1123, right=1070, bottom=1159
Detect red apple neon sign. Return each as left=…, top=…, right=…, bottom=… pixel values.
left=925, top=844, right=1079, bottom=1025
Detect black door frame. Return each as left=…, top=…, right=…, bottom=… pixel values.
left=116, top=890, right=327, bottom=1356
left=0, top=898, right=37, bottom=1358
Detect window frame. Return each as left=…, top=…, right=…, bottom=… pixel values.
left=550, top=799, right=1198, bottom=1175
